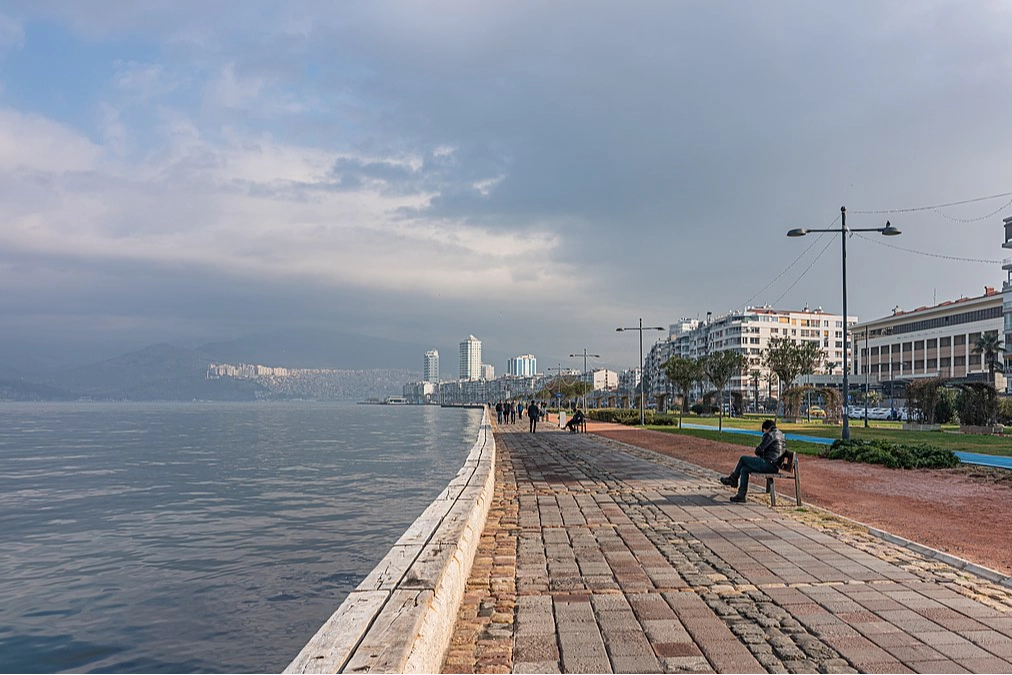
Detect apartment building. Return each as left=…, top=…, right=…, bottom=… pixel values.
left=851, top=288, right=1004, bottom=392
left=458, top=335, right=482, bottom=381
left=646, top=306, right=853, bottom=405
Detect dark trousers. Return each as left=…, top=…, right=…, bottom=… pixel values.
left=729, top=456, right=778, bottom=497
left=529, top=416, right=538, bottom=433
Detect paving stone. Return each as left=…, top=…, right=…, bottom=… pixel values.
left=440, top=427, right=1012, bottom=675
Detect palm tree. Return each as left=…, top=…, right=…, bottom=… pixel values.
left=972, top=333, right=1006, bottom=383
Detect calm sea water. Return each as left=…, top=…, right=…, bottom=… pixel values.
left=0, top=401, right=484, bottom=673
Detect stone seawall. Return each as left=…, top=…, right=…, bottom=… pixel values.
left=284, top=407, right=495, bottom=674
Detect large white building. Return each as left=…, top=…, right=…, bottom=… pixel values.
left=423, top=349, right=439, bottom=383
left=459, top=335, right=482, bottom=381
left=507, top=354, right=538, bottom=377
left=852, top=287, right=1004, bottom=394
left=646, top=306, right=853, bottom=405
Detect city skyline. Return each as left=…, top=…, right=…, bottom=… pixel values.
left=0, top=3, right=1008, bottom=373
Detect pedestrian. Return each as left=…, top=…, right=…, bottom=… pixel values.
left=510, top=401, right=517, bottom=424
left=527, top=400, right=541, bottom=433
left=518, top=402, right=525, bottom=419
left=719, top=419, right=786, bottom=503
left=495, top=400, right=503, bottom=424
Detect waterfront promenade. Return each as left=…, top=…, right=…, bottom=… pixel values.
left=443, top=422, right=1012, bottom=673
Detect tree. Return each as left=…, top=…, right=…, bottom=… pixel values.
left=956, top=382, right=999, bottom=427
left=905, top=376, right=947, bottom=425
left=762, top=338, right=825, bottom=419
left=663, top=356, right=703, bottom=428
left=972, top=333, right=1006, bottom=383
left=701, top=350, right=747, bottom=431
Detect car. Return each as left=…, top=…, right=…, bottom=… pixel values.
left=806, top=405, right=826, bottom=418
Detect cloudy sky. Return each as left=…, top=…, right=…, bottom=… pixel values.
left=1, top=1, right=1010, bottom=373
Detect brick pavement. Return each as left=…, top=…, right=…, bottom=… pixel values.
left=443, top=425, right=1012, bottom=674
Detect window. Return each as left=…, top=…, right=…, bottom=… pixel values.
left=914, top=340, right=924, bottom=350
left=955, top=355, right=966, bottom=366
left=927, top=339, right=937, bottom=349
left=940, top=337, right=951, bottom=347
left=970, top=355, right=981, bottom=366
left=955, top=335, right=965, bottom=345
left=940, top=357, right=951, bottom=367
left=927, top=358, right=937, bottom=369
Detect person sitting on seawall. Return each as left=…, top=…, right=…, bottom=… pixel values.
left=565, top=409, right=586, bottom=433
left=719, top=419, right=785, bottom=503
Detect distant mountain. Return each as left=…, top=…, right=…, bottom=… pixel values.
left=194, top=328, right=432, bottom=370
left=46, top=343, right=266, bottom=401
left=0, top=378, right=80, bottom=401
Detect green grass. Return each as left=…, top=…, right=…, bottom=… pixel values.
left=649, top=416, right=1012, bottom=457
left=647, top=426, right=828, bottom=456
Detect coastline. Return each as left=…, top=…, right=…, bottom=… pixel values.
left=285, top=406, right=495, bottom=673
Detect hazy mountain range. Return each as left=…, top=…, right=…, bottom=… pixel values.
left=0, top=329, right=466, bottom=402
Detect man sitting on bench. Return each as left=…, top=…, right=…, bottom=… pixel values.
left=719, top=419, right=784, bottom=503
left=565, top=409, right=586, bottom=433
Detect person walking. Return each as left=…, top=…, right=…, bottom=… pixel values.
left=510, top=401, right=517, bottom=424
left=527, top=400, right=541, bottom=433
left=719, top=419, right=785, bottom=502
left=495, top=400, right=503, bottom=425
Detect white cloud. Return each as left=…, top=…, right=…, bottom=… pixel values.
left=204, top=63, right=264, bottom=110
left=0, top=108, right=101, bottom=172
left=113, top=60, right=187, bottom=99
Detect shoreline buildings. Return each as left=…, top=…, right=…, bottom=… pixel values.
left=459, top=335, right=482, bottom=381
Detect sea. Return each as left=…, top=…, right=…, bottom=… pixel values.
left=0, top=401, right=485, bottom=673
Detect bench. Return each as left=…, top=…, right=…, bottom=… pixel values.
left=567, top=417, right=587, bottom=433
left=757, top=451, right=802, bottom=507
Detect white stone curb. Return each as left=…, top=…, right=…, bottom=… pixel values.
left=284, top=407, right=496, bottom=674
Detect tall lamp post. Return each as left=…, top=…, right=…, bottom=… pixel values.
left=569, top=349, right=600, bottom=413
left=787, top=206, right=900, bottom=440
left=616, top=318, right=666, bottom=426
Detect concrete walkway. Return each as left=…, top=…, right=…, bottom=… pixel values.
left=442, top=424, right=1012, bottom=674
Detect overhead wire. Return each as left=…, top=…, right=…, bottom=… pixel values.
left=738, top=215, right=839, bottom=311
left=850, top=190, right=1012, bottom=215
left=770, top=235, right=837, bottom=308
left=851, top=232, right=1001, bottom=264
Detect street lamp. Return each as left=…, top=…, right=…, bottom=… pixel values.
left=616, top=318, right=666, bottom=426
left=787, top=206, right=900, bottom=440
left=569, top=349, right=600, bottom=413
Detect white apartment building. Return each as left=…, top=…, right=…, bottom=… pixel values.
left=423, top=349, right=439, bottom=383
left=851, top=288, right=1004, bottom=392
left=646, top=306, right=853, bottom=405
left=507, top=354, right=538, bottom=377
left=1002, top=214, right=1012, bottom=378
left=590, top=368, right=620, bottom=391
left=459, top=335, right=482, bottom=381
left=480, top=363, right=495, bottom=380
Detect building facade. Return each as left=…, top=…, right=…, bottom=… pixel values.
left=507, top=354, right=538, bottom=377
left=851, top=288, right=1004, bottom=395
left=423, top=349, right=439, bottom=383
left=459, top=335, right=482, bottom=381
left=645, top=306, right=853, bottom=407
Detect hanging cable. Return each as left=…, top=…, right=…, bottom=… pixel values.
left=739, top=214, right=839, bottom=311
left=770, top=235, right=836, bottom=307
left=854, top=190, right=1011, bottom=213
left=851, top=232, right=1001, bottom=263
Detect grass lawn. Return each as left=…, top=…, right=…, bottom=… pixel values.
left=648, top=426, right=828, bottom=456
left=648, top=416, right=1012, bottom=457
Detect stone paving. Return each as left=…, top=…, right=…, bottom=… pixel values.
left=442, top=424, right=1012, bottom=674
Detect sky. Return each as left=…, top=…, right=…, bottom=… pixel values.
left=1, top=1, right=1011, bottom=374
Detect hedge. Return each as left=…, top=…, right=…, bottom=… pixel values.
left=823, top=439, right=958, bottom=469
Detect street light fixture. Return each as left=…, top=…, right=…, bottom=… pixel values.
left=787, top=206, right=900, bottom=440
left=569, top=349, right=600, bottom=413
left=616, top=318, right=666, bottom=426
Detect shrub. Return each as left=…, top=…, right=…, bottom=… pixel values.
left=823, top=439, right=958, bottom=469
left=934, top=388, right=957, bottom=424
left=998, top=397, right=1012, bottom=426
left=690, top=403, right=705, bottom=415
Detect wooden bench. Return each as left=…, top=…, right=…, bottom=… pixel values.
left=758, top=451, right=802, bottom=507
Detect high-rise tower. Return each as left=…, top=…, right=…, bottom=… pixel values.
left=459, top=335, right=482, bottom=381
left=423, top=349, right=439, bottom=383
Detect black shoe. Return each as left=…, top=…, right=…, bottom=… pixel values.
left=730, top=495, right=747, bottom=503
left=719, top=476, right=735, bottom=487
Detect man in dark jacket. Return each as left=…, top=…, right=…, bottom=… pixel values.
left=527, top=401, right=541, bottom=433
left=720, top=419, right=785, bottom=503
